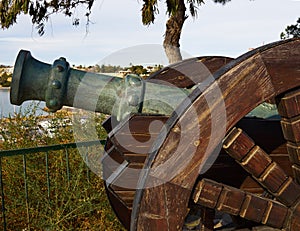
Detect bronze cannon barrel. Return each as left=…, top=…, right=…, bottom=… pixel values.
left=10, top=50, right=278, bottom=120
left=10, top=50, right=191, bottom=120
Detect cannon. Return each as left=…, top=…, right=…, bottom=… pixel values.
left=10, top=38, right=300, bottom=230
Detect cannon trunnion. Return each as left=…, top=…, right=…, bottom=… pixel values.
left=10, top=38, right=300, bottom=230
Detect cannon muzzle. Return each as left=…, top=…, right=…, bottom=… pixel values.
left=10, top=50, right=192, bottom=120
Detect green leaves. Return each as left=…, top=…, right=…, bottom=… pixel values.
left=187, top=0, right=204, bottom=17
left=141, top=0, right=205, bottom=25
left=0, top=0, right=95, bottom=36
left=142, top=0, right=158, bottom=25
left=281, top=18, right=300, bottom=40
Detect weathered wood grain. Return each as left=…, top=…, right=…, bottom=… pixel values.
left=224, top=127, right=300, bottom=207
left=277, top=87, right=300, bottom=183
left=103, top=55, right=235, bottom=230
left=193, top=179, right=289, bottom=229
left=148, top=56, right=233, bottom=88
left=133, top=38, right=300, bottom=231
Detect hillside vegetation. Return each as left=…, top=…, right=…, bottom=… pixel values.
left=0, top=65, right=12, bottom=87
left=0, top=104, right=126, bottom=230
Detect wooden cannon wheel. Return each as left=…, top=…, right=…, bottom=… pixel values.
left=131, top=38, right=300, bottom=230
left=102, top=56, right=233, bottom=230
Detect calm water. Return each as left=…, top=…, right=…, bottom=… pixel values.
left=0, top=88, right=46, bottom=118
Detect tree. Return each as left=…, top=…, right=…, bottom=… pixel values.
left=0, top=0, right=233, bottom=63
left=129, top=65, right=148, bottom=76
left=141, top=0, right=232, bottom=63
left=281, top=18, right=300, bottom=39
left=0, top=0, right=94, bottom=35
left=0, top=71, right=12, bottom=87
left=0, top=0, right=235, bottom=64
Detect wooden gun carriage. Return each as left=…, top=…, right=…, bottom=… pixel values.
left=10, top=38, right=300, bottom=230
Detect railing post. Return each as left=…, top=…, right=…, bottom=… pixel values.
left=65, top=148, right=71, bottom=184
left=45, top=151, right=51, bottom=200
left=22, top=155, right=30, bottom=230
left=0, top=157, right=7, bottom=231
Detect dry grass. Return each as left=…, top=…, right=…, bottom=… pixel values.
left=0, top=104, right=126, bottom=230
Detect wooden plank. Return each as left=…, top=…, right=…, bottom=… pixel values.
left=193, top=179, right=223, bottom=208
left=223, top=127, right=300, bottom=206
left=111, top=114, right=168, bottom=135
left=193, top=179, right=289, bottom=229
left=262, top=201, right=290, bottom=228
left=147, top=56, right=233, bottom=88
left=290, top=203, right=300, bottom=230
left=115, top=190, right=136, bottom=207
left=102, top=146, right=125, bottom=180
left=281, top=116, right=300, bottom=143
left=109, top=114, right=167, bottom=154
left=109, top=162, right=144, bottom=191
left=228, top=118, right=290, bottom=193
left=123, top=153, right=147, bottom=163
left=110, top=133, right=155, bottom=154
left=105, top=185, right=132, bottom=230
left=223, top=127, right=255, bottom=161
left=277, top=87, right=300, bottom=118
left=241, top=145, right=272, bottom=178
left=277, top=87, right=300, bottom=183
left=239, top=194, right=268, bottom=223
left=137, top=180, right=190, bottom=231
left=261, top=39, right=300, bottom=94
left=259, top=162, right=289, bottom=193
left=216, top=185, right=245, bottom=215
left=275, top=177, right=300, bottom=206
left=239, top=176, right=265, bottom=195
left=287, top=142, right=300, bottom=164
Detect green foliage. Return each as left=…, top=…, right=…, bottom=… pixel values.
left=142, top=0, right=158, bottom=25
left=74, top=64, right=124, bottom=73
left=186, top=0, right=205, bottom=17
left=0, top=104, right=125, bottom=230
left=129, top=65, right=148, bottom=76
left=281, top=18, right=300, bottom=40
left=0, top=71, right=12, bottom=87
left=0, top=0, right=94, bottom=35
left=141, top=0, right=234, bottom=25
left=98, top=64, right=123, bottom=73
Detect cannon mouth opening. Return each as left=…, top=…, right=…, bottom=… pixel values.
left=10, top=50, right=31, bottom=106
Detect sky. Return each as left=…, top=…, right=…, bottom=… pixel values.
left=0, top=0, right=299, bottom=67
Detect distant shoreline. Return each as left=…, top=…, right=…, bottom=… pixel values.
left=0, top=87, right=10, bottom=90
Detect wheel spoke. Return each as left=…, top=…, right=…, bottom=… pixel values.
left=193, top=178, right=289, bottom=229
left=276, top=87, right=300, bottom=183
left=223, top=127, right=300, bottom=207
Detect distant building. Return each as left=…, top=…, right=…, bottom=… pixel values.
left=118, top=69, right=132, bottom=77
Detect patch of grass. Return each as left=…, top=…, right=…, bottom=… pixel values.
left=0, top=104, right=126, bottom=230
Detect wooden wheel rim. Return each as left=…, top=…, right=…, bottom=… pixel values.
left=131, top=38, right=300, bottom=230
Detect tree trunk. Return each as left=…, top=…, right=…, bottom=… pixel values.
left=163, top=0, right=187, bottom=64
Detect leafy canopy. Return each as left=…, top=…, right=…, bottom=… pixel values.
left=0, top=0, right=94, bottom=35
left=141, top=0, right=232, bottom=26
left=0, top=0, right=233, bottom=35
left=281, top=18, right=300, bottom=39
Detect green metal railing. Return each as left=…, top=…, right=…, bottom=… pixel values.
left=0, top=140, right=106, bottom=230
